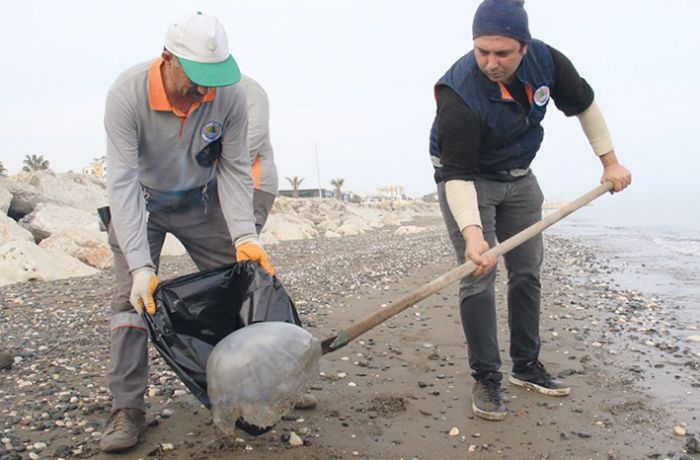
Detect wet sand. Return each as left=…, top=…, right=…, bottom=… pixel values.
left=0, top=218, right=698, bottom=459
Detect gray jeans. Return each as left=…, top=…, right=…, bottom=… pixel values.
left=106, top=186, right=237, bottom=410
left=437, top=172, right=544, bottom=380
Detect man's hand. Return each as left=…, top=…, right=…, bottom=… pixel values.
left=236, top=241, right=276, bottom=276
left=129, top=267, right=159, bottom=315
left=463, top=226, right=496, bottom=276
left=599, top=151, right=632, bottom=193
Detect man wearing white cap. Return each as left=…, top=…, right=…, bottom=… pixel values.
left=101, top=12, right=275, bottom=451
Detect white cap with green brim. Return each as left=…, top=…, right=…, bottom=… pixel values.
left=165, top=12, right=241, bottom=87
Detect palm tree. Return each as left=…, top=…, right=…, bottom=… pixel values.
left=0, top=161, right=7, bottom=177
left=286, top=176, right=305, bottom=198
left=22, top=154, right=50, bottom=172
left=330, top=178, right=345, bottom=200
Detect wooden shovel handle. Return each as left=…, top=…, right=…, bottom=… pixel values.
left=321, top=182, right=613, bottom=354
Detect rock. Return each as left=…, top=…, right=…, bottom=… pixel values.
left=449, top=427, right=460, bottom=436
left=288, top=432, right=303, bottom=447
left=263, top=213, right=318, bottom=241
left=161, top=233, right=187, bottom=257
left=0, top=240, right=99, bottom=286
left=19, top=203, right=100, bottom=242
left=0, top=176, right=50, bottom=218
left=674, top=425, right=687, bottom=436
left=0, top=184, right=11, bottom=214
left=0, top=213, right=35, bottom=246
left=10, top=171, right=107, bottom=214
left=39, top=228, right=112, bottom=269
left=335, top=217, right=372, bottom=236
left=685, top=436, right=700, bottom=454
left=381, top=213, right=403, bottom=226
left=32, top=442, right=46, bottom=451
left=686, top=335, right=700, bottom=343
left=260, top=232, right=279, bottom=245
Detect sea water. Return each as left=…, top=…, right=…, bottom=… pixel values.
left=545, top=204, right=700, bottom=323
left=545, top=202, right=700, bottom=414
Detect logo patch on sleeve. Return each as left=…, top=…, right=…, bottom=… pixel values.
left=201, top=121, right=223, bottom=142
left=534, top=86, right=550, bottom=107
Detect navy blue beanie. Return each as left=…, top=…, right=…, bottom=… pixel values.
left=472, top=0, right=531, bottom=44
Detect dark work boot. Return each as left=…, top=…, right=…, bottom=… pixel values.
left=100, top=408, right=146, bottom=452
left=471, top=373, right=507, bottom=421
left=509, top=361, right=571, bottom=396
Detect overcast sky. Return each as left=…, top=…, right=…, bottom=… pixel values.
left=2, top=1, right=698, bottom=228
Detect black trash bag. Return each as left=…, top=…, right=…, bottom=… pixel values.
left=142, top=261, right=300, bottom=411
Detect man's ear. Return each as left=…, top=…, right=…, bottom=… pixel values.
left=520, top=43, right=529, bottom=56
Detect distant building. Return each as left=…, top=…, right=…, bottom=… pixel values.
left=357, top=184, right=408, bottom=202
left=278, top=188, right=337, bottom=199
left=377, top=184, right=406, bottom=201
left=83, top=161, right=106, bottom=178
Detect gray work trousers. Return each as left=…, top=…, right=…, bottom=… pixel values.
left=437, top=172, right=544, bottom=381
left=253, top=189, right=276, bottom=234
left=107, top=185, right=236, bottom=411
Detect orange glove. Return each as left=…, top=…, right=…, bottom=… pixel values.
left=236, top=241, right=276, bottom=276
left=129, top=267, right=159, bottom=315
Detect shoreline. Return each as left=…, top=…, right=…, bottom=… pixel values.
left=0, top=219, right=698, bottom=459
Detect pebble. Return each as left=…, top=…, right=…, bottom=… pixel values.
left=1, top=213, right=697, bottom=459
left=161, top=443, right=175, bottom=451
left=288, top=432, right=303, bottom=447
left=449, top=427, right=459, bottom=436
left=32, top=442, right=46, bottom=451
left=674, top=425, right=687, bottom=436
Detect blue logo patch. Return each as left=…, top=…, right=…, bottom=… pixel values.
left=201, top=121, right=223, bottom=142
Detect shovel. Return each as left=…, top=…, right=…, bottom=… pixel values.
left=321, top=181, right=614, bottom=353
left=206, top=181, right=614, bottom=432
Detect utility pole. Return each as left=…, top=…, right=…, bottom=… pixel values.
left=315, top=141, right=323, bottom=199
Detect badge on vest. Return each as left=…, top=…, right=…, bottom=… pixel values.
left=533, top=86, right=550, bottom=107
left=201, top=121, right=223, bottom=142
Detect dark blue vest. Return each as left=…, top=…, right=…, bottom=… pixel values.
left=429, top=39, right=555, bottom=180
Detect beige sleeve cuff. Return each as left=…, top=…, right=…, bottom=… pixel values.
left=577, top=100, right=614, bottom=156
left=445, top=180, right=482, bottom=231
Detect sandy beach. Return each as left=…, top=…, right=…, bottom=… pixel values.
left=1, top=216, right=698, bottom=460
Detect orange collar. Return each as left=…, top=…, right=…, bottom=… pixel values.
left=147, top=58, right=216, bottom=117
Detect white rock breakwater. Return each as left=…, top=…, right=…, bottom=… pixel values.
left=0, top=171, right=440, bottom=286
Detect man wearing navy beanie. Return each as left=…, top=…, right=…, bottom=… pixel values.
left=429, top=0, right=631, bottom=420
